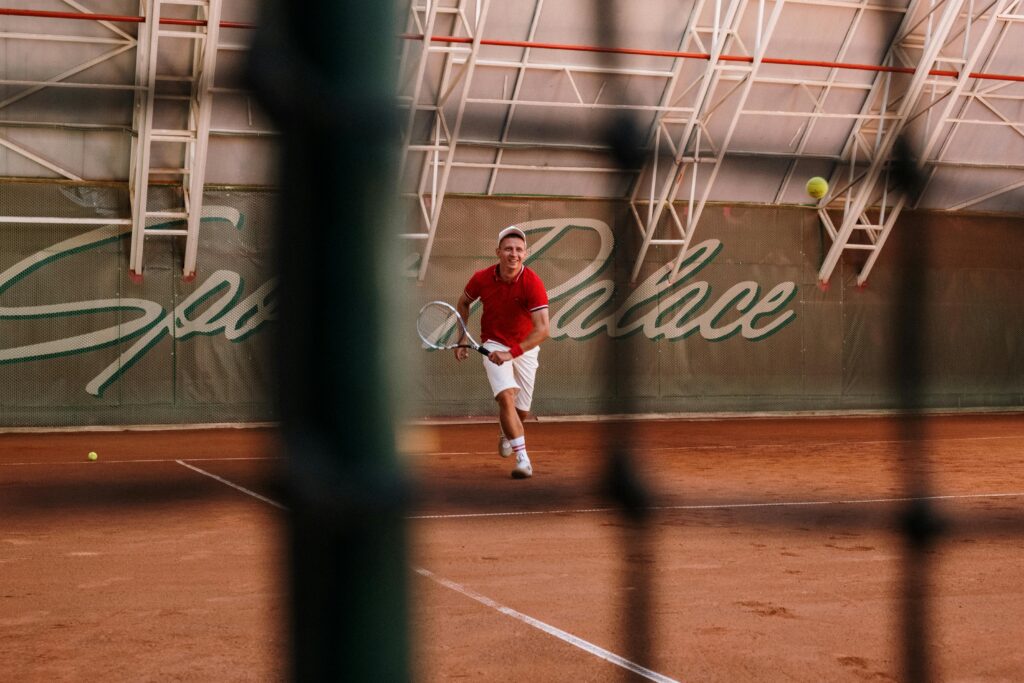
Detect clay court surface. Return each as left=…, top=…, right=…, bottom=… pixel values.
left=2, top=413, right=1023, bottom=681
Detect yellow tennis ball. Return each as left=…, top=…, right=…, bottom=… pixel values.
left=806, top=176, right=829, bottom=199
left=87, top=451, right=98, bottom=461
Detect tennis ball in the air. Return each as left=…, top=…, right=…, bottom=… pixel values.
left=806, top=176, right=829, bottom=199
left=87, top=451, right=98, bottom=461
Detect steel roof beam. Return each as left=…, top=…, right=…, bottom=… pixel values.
left=628, top=0, right=751, bottom=285
left=129, top=0, right=222, bottom=280
left=816, top=0, right=1014, bottom=286
left=484, top=0, right=545, bottom=196
left=773, top=0, right=873, bottom=203
left=630, top=0, right=790, bottom=285
left=914, top=4, right=1019, bottom=204
left=398, top=0, right=492, bottom=281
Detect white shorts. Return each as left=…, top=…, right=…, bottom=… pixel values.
left=481, top=341, right=540, bottom=412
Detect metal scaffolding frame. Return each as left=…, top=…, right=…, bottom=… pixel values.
left=628, top=0, right=789, bottom=284
left=129, top=0, right=222, bottom=280
left=398, top=0, right=493, bottom=281
left=0, top=1, right=250, bottom=279
left=0, top=1, right=1022, bottom=283
left=815, top=0, right=1019, bottom=286
left=395, top=0, right=1024, bottom=280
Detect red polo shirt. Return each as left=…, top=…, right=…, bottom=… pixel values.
left=464, top=264, right=548, bottom=348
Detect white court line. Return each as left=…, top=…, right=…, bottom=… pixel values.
left=175, top=459, right=286, bottom=510
left=415, top=567, right=679, bottom=683
left=0, top=422, right=277, bottom=434
left=0, top=456, right=278, bottom=467
left=404, top=433, right=1024, bottom=458
left=173, top=460, right=677, bottom=681
left=410, top=491, right=1024, bottom=520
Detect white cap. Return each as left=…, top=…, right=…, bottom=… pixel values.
left=497, top=225, right=527, bottom=246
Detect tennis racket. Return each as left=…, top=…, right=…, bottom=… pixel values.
left=416, top=301, right=488, bottom=355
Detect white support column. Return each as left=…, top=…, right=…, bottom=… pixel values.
left=853, top=0, right=1016, bottom=285
left=628, top=0, right=750, bottom=284
left=816, top=0, right=1009, bottom=286
left=129, top=0, right=161, bottom=278
left=182, top=0, right=222, bottom=280
left=629, top=0, right=788, bottom=284
left=398, top=0, right=491, bottom=281
left=666, top=0, right=789, bottom=282
left=128, top=0, right=221, bottom=280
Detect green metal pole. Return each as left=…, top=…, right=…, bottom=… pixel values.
left=250, top=1, right=409, bottom=680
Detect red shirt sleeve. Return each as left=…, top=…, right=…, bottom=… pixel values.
left=464, top=269, right=484, bottom=302
left=524, top=269, right=548, bottom=312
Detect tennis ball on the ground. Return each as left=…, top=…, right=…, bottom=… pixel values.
left=806, top=176, right=829, bottom=199
left=87, top=451, right=98, bottom=461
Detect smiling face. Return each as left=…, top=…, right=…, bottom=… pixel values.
left=496, top=235, right=527, bottom=278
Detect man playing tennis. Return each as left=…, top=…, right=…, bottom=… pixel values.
left=455, top=226, right=550, bottom=479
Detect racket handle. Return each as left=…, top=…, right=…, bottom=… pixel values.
left=476, top=346, right=490, bottom=356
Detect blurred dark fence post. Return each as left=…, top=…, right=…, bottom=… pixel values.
left=892, top=134, right=938, bottom=683
left=249, top=1, right=409, bottom=680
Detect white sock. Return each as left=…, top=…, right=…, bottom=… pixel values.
left=509, top=435, right=527, bottom=458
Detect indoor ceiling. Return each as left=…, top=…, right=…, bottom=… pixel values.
left=0, top=0, right=1021, bottom=283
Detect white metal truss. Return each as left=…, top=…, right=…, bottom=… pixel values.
left=914, top=0, right=1024, bottom=210
left=628, top=0, right=789, bottom=284
left=2, top=0, right=1023, bottom=286
left=482, top=0, right=547, bottom=196
left=771, top=0, right=878, bottom=204
left=398, top=0, right=492, bottom=281
left=129, top=0, right=222, bottom=280
left=0, top=2, right=135, bottom=182
left=815, top=0, right=1017, bottom=286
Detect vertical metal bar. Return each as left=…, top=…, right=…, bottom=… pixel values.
left=485, top=0, right=545, bottom=195
left=588, top=1, right=656, bottom=674
left=668, top=0, right=788, bottom=281
left=249, top=0, right=409, bottom=679
left=129, top=0, right=161, bottom=276
left=817, top=0, right=969, bottom=284
left=890, top=136, right=937, bottom=683
left=183, top=0, right=222, bottom=279
left=416, top=0, right=492, bottom=281
left=629, top=0, right=748, bottom=284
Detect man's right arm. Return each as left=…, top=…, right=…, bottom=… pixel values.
left=456, top=291, right=472, bottom=325
left=454, top=291, right=473, bottom=361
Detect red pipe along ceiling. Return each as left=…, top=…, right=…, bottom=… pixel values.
left=0, top=7, right=253, bottom=29
left=0, top=8, right=1020, bottom=83
left=405, top=33, right=1024, bottom=83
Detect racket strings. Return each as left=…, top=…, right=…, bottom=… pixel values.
left=417, top=304, right=462, bottom=348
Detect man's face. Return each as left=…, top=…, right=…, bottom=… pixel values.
left=496, top=237, right=527, bottom=270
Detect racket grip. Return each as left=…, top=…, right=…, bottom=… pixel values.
left=476, top=346, right=490, bottom=355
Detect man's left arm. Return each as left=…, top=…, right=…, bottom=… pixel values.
left=518, top=274, right=550, bottom=354
left=518, top=308, right=550, bottom=354
left=488, top=308, right=549, bottom=365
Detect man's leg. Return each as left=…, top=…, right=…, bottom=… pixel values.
left=496, top=388, right=532, bottom=478
left=498, top=408, right=531, bottom=458
left=496, top=388, right=523, bottom=440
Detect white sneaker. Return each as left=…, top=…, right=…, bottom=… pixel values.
left=498, top=435, right=513, bottom=458
left=511, top=452, right=533, bottom=479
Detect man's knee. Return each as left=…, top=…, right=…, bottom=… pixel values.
left=495, top=388, right=518, bottom=408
